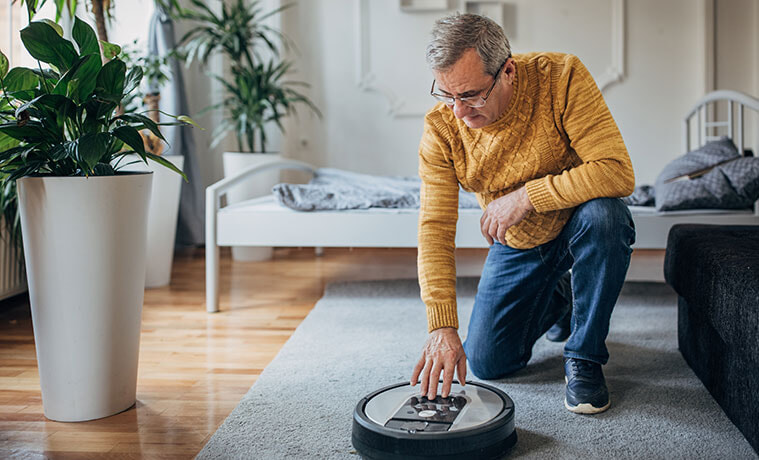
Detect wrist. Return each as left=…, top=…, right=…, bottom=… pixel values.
left=521, top=187, right=535, bottom=211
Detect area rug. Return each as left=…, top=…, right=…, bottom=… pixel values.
left=197, top=278, right=757, bottom=459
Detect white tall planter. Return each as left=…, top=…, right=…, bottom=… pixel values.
left=122, top=155, right=185, bottom=287
left=17, top=173, right=152, bottom=422
left=223, top=152, right=282, bottom=261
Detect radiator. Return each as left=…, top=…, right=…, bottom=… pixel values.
left=0, top=227, right=26, bottom=301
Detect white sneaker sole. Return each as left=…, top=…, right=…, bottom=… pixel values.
left=564, top=398, right=610, bottom=414
left=564, top=376, right=610, bottom=414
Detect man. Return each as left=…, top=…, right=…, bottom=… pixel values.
left=409, top=13, right=635, bottom=414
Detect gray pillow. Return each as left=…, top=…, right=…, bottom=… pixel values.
left=655, top=137, right=759, bottom=211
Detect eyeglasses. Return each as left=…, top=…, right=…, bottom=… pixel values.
left=430, top=60, right=507, bottom=108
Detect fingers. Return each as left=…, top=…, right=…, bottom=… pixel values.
left=488, top=218, right=499, bottom=243
left=419, top=359, right=432, bottom=398
left=481, top=214, right=494, bottom=245
left=427, top=361, right=443, bottom=399
left=410, top=355, right=425, bottom=386
left=441, top=365, right=455, bottom=398
left=497, top=224, right=508, bottom=245
left=457, top=355, right=467, bottom=387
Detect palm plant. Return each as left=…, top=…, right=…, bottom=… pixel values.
left=212, top=60, right=320, bottom=153
left=175, top=0, right=289, bottom=71
left=175, top=0, right=320, bottom=153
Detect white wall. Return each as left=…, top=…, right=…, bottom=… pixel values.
left=715, top=0, right=759, bottom=155
left=188, top=0, right=758, bottom=188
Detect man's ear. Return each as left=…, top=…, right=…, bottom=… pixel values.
left=503, top=59, right=515, bottom=83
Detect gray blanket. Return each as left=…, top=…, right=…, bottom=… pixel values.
left=272, top=168, right=481, bottom=211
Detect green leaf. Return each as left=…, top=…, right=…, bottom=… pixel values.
left=14, top=95, right=44, bottom=118
left=176, top=115, right=202, bottom=129
left=115, top=113, right=166, bottom=142
left=41, top=19, right=64, bottom=37
left=66, top=54, right=101, bottom=103
left=0, top=131, right=20, bottom=152
left=95, top=59, right=126, bottom=102
left=51, top=53, right=101, bottom=103
left=4, top=68, right=40, bottom=92
left=30, top=67, right=58, bottom=80
left=112, top=126, right=146, bottom=156
left=47, top=141, right=75, bottom=161
left=146, top=152, right=188, bottom=182
left=1, top=120, right=60, bottom=143
left=57, top=0, right=79, bottom=23
left=122, top=66, right=143, bottom=97
left=93, top=163, right=115, bottom=175
left=84, top=98, right=117, bottom=123
left=75, top=132, right=112, bottom=172
left=100, top=41, right=122, bottom=60
left=72, top=16, right=99, bottom=56
left=20, top=0, right=40, bottom=22
left=0, top=50, right=8, bottom=79
left=35, top=94, right=76, bottom=123
left=19, top=22, right=79, bottom=73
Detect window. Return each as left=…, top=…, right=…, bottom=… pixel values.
left=0, top=0, right=156, bottom=68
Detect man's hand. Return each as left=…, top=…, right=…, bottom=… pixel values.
left=480, top=187, right=534, bottom=245
left=410, top=327, right=467, bottom=399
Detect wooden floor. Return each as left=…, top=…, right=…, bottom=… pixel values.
left=0, top=247, right=489, bottom=459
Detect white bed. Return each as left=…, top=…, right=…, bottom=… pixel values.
left=205, top=90, right=759, bottom=313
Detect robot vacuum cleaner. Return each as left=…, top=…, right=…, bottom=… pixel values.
left=352, top=380, right=516, bottom=460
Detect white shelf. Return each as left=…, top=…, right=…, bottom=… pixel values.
left=464, top=1, right=505, bottom=27
left=400, top=0, right=449, bottom=12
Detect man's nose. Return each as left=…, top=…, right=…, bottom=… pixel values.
left=451, top=99, right=471, bottom=119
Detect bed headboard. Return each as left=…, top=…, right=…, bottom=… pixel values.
left=683, top=90, right=759, bottom=155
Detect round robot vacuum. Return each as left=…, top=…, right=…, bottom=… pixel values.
left=352, top=380, right=516, bottom=460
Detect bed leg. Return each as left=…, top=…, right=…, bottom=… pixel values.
left=315, top=247, right=324, bottom=257
left=206, top=188, right=220, bottom=313
left=206, top=243, right=220, bottom=313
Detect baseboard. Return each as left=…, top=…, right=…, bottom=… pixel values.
left=626, top=249, right=666, bottom=282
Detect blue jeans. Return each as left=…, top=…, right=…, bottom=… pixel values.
left=463, top=198, right=635, bottom=379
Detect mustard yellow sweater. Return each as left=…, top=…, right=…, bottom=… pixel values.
left=418, top=52, right=635, bottom=332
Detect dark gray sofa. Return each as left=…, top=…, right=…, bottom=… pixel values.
left=664, top=224, right=759, bottom=454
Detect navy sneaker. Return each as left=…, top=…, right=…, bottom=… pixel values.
left=546, top=272, right=572, bottom=342
left=564, top=357, right=610, bottom=414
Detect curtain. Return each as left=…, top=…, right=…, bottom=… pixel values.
left=147, top=6, right=205, bottom=248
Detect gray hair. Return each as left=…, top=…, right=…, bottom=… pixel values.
left=426, top=13, right=511, bottom=76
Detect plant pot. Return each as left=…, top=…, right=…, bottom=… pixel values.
left=16, top=173, right=152, bottom=422
left=223, top=152, right=282, bottom=261
left=122, top=155, right=185, bottom=288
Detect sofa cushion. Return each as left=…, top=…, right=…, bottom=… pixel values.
left=664, top=224, right=759, bottom=360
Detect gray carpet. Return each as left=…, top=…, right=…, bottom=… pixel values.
left=197, top=279, right=758, bottom=459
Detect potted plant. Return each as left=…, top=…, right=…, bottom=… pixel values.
left=119, top=41, right=186, bottom=288
left=0, top=17, right=193, bottom=422
left=176, top=0, right=320, bottom=261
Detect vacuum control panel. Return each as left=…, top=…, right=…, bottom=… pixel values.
left=385, top=395, right=468, bottom=432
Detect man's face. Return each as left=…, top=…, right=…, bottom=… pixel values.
left=432, top=48, right=513, bottom=129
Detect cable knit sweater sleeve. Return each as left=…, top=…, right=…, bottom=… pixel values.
left=524, top=55, right=635, bottom=212
left=417, top=113, right=460, bottom=331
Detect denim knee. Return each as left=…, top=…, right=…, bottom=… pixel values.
left=464, top=339, right=526, bottom=380
left=571, top=198, right=635, bottom=248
